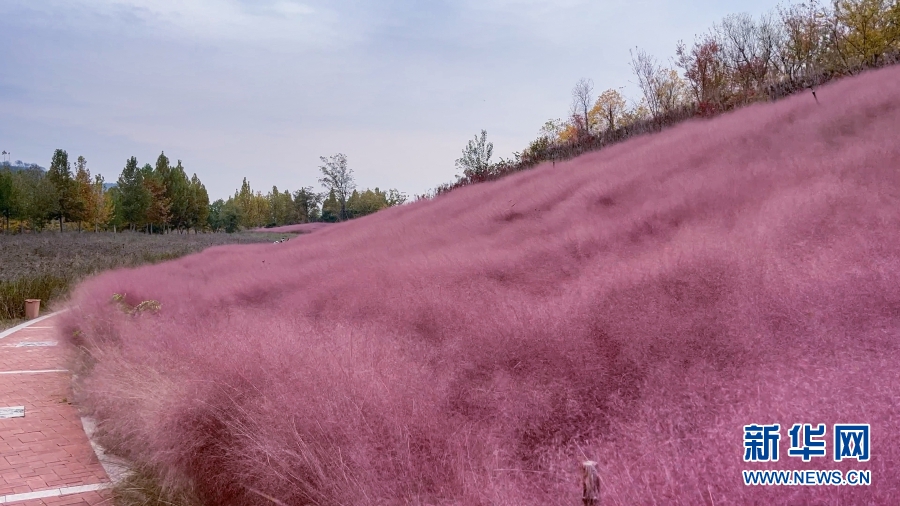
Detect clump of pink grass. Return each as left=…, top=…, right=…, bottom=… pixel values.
left=62, top=66, right=900, bottom=505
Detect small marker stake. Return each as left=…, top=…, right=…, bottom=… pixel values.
left=582, top=460, right=601, bottom=505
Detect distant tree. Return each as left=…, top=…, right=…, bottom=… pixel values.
left=107, top=186, right=123, bottom=232
left=0, top=168, right=16, bottom=232
left=677, top=36, right=729, bottom=114
left=164, top=160, right=191, bottom=232
left=714, top=12, right=780, bottom=101
left=538, top=118, right=565, bottom=145
left=252, top=191, right=269, bottom=227
left=16, top=167, right=58, bottom=231
left=189, top=173, right=210, bottom=232
left=656, top=69, right=690, bottom=113
left=221, top=198, right=242, bottom=233
left=293, top=186, right=322, bottom=223
left=318, top=153, right=355, bottom=221
left=72, top=156, right=94, bottom=231
left=630, top=48, right=689, bottom=116
left=557, top=117, right=582, bottom=144
left=46, top=149, right=74, bottom=231
left=235, top=178, right=254, bottom=227
left=117, top=157, right=151, bottom=231
left=346, top=189, right=362, bottom=219
left=144, top=171, right=170, bottom=234
left=267, top=185, right=295, bottom=226
left=386, top=189, right=407, bottom=206
left=589, top=89, right=629, bottom=131
left=320, top=189, right=340, bottom=223
left=155, top=151, right=171, bottom=181
left=152, top=152, right=172, bottom=230
left=268, top=188, right=294, bottom=226
left=90, top=174, right=112, bottom=232
left=890, top=1, right=900, bottom=44
left=345, top=186, right=406, bottom=218
left=619, top=100, right=652, bottom=128
left=831, top=0, right=898, bottom=68
left=455, top=130, right=494, bottom=181
left=571, top=78, right=595, bottom=133
left=777, top=0, right=830, bottom=82
left=207, top=199, right=225, bottom=232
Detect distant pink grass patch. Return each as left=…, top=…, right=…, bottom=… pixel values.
left=251, top=222, right=332, bottom=234
left=62, top=66, right=900, bottom=505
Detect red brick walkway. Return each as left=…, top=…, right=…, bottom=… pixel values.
left=0, top=315, right=111, bottom=505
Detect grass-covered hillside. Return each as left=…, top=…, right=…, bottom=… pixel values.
left=61, top=65, right=900, bottom=505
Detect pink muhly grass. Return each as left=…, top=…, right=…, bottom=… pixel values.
left=253, top=223, right=332, bottom=234
left=61, top=65, right=900, bottom=505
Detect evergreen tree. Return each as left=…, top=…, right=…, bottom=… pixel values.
left=268, top=185, right=282, bottom=226
left=321, top=189, right=340, bottom=223
left=221, top=198, right=242, bottom=233
left=154, top=151, right=173, bottom=231
left=277, top=190, right=295, bottom=225
left=236, top=178, right=253, bottom=228
left=17, top=167, right=58, bottom=231
left=0, top=168, right=15, bottom=232
left=117, top=157, right=151, bottom=231
left=292, top=187, right=321, bottom=223
left=91, top=174, right=112, bottom=232
left=46, top=149, right=74, bottom=231
left=207, top=199, right=225, bottom=232
left=72, top=156, right=93, bottom=231
left=189, top=173, right=210, bottom=232
left=167, top=160, right=191, bottom=232
left=346, top=189, right=362, bottom=219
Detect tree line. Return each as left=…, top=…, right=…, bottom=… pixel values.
left=0, top=151, right=115, bottom=233
left=0, top=150, right=406, bottom=234
left=441, top=0, right=900, bottom=196
left=0, top=150, right=211, bottom=233
left=209, top=153, right=407, bottom=232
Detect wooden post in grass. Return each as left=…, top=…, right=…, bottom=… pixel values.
left=582, top=460, right=601, bottom=505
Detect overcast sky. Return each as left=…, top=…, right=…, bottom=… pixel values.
left=0, top=0, right=783, bottom=200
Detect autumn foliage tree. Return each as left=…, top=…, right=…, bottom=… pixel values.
left=676, top=37, right=729, bottom=115
left=831, top=0, right=900, bottom=68
left=589, top=89, right=628, bottom=131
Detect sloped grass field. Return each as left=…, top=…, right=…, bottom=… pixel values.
left=0, top=232, right=283, bottom=320
left=62, top=66, right=900, bottom=505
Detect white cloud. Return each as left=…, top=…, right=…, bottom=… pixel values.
left=71, top=0, right=335, bottom=45
left=267, top=1, right=315, bottom=16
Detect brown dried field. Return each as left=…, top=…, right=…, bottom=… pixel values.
left=0, top=231, right=289, bottom=320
